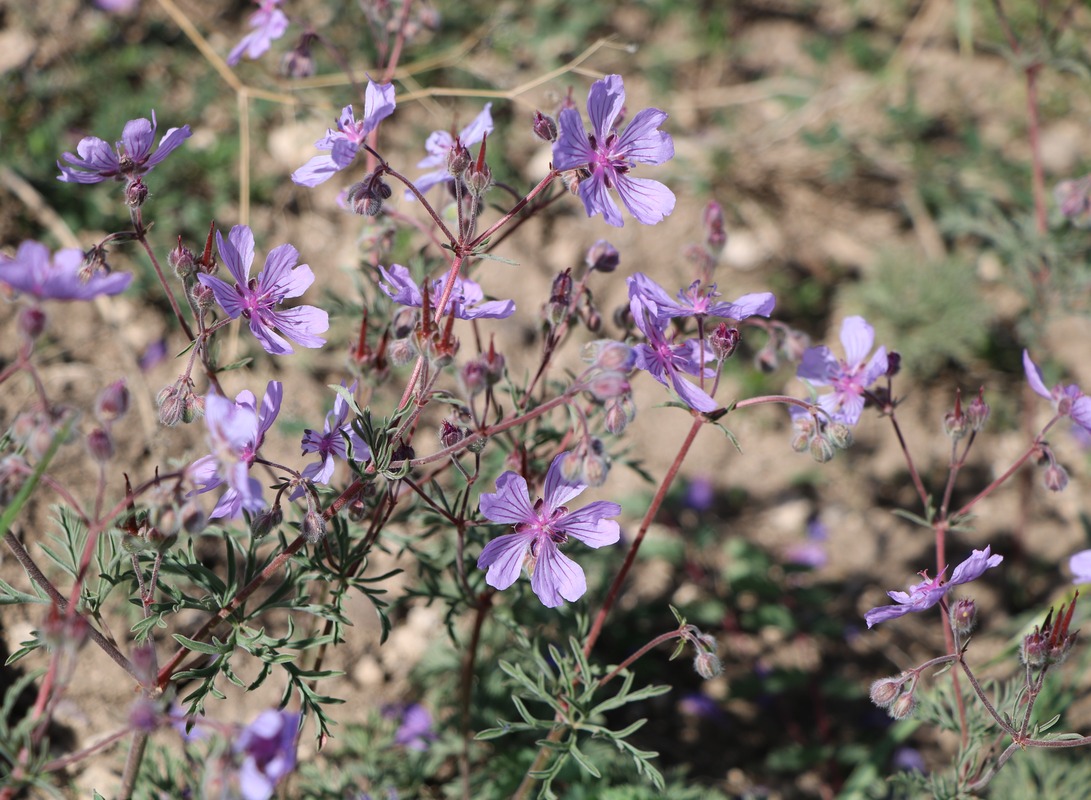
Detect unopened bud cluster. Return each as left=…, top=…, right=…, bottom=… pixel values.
left=789, top=410, right=853, bottom=463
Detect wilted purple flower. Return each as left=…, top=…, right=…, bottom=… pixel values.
left=1022, top=350, right=1091, bottom=433
left=189, top=381, right=282, bottom=519
left=477, top=453, right=621, bottom=608
left=410, top=104, right=493, bottom=195
left=553, top=74, right=675, bottom=227
left=797, top=316, right=888, bottom=425
left=1070, top=550, right=1091, bottom=584
left=235, top=709, right=300, bottom=800
left=0, top=241, right=132, bottom=300
left=628, top=272, right=775, bottom=324
left=292, top=81, right=396, bottom=187
left=379, top=264, right=514, bottom=320
left=387, top=703, right=436, bottom=751
left=864, top=546, right=1003, bottom=628
left=228, top=0, right=289, bottom=66
left=296, top=382, right=369, bottom=491
left=57, top=111, right=190, bottom=184
left=628, top=284, right=718, bottom=413
left=198, top=225, right=328, bottom=355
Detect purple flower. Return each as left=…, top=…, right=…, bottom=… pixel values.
left=1023, top=350, right=1091, bottom=432
left=0, top=241, right=131, bottom=300
left=864, top=546, right=1003, bottom=628
left=379, top=264, right=514, bottom=320
left=628, top=272, right=775, bottom=323
left=198, top=225, right=328, bottom=355
left=552, top=74, right=675, bottom=227
left=296, top=382, right=369, bottom=491
left=234, top=709, right=300, bottom=800
left=1070, top=549, right=1091, bottom=584
left=292, top=81, right=396, bottom=187
left=797, top=316, right=888, bottom=426
left=57, top=111, right=191, bottom=184
left=410, top=104, right=493, bottom=196
left=628, top=283, right=718, bottom=413
left=387, top=703, right=436, bottom=751
left=477, top=453, right=621, bottom=608
left=189, top=381, right=282, bottom=519
left=228, top=0, right=289, bottom=66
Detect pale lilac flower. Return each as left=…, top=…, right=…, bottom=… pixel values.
left=292, top=81, right=396, bottom=187
left=1070, top=550, right=1091, bottom=584
left=297, top=382, right=369, bottom=489
left=797, top=316, right=888, bottom=425
left=628, top=272, right=775, bottom=324
left=57, top=111, right=190, bottom=184
left=410, top=104, right=493, bottom=195
left=864, top=546, right=1003, bottom=628
left=189, top=381, right=282, bottom=519
left=628, top=284, right=718, bottom=413
left=387, top=703, right=436, bottom=751
left=379, top=264, right=514, bottom=320
left=1022, top=350, right=1091, bottom=432
left=228, top=0, right=289, bottom=66
left=552, top=74, right=675, bottom=227
left=0, top=241, right=131, bottom=300
left=198, top=225, right=328, bottom=355
left=234, top=709, right=300, bottom=800
left=477, top=453, right=621, bottom=608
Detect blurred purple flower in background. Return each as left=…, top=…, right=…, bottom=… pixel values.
left=553, top=74, right=675, bottom=227
left=234, top=709, right=300, bottom=800
left=797, top=316, right=888, bottom=426
left=0, top=241, right=131, bottom=301
left=1070, top=549, right=1091, bottom=584
left=292, top=81, right=396, bottom=187
left=228, top=0, right=289, bottom=66
left=1023, top=349, right=1091, bottom=433
left=57, top=111, right=190, bottom=184
left=410, top=104, right=493, bottom=195
left=477, top=454, right=621, bottom=607
left=198, top=225, right=328, bottom=355
left=386, top=703, right=436, bottom=751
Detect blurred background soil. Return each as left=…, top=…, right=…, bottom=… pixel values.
left=3, top=1, right=1091, bottom=796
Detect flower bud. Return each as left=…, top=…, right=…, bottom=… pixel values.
left=604, top=396, right=634, bottom=435
left=558, top=451, right=583, bottom=483
left=86, top=427, right=114, bottom=463
left=460, top=359, right=487, bottom=396
left=190, top=281, right=215, bottom=312
left=949, top=598, right=977, bottom=637
left=18, top=306, right=46, bottom=340
left=302, top=510, right=327, bottom=543
left=710, top=323, right=739, bottom=360
left=585, top=239, right=620, bottom=273
left=703, top=201, right=727, bottom=253
left=0, top=456, right=29, bottom=505
left=583, top=371, right=630, bottom=401
left=157, top=384, right=185, bottom=427
left=943, top=409, right=968, bottom=440
left=869, top=677, right=903, bottom=708
left=481, top=341, right=505, bottom=384
left=388, top=337, right=415, bottom=367
left=967, top=388, right=990, bottom=431
left=126, top=178, right=148, bottom=208
left=582, top=340, right=635, bottom=372
left=532, top=111, right=558, bottom=142
left=1044, top=462, right=1069, bottom=492
left=180, top=500, right=207, bottom=535
left=885, top=351, right=902, bottom=378
left=826, top=422, right=853, bottom=450
left=250, top=504, right=283, bottom=539
left=280, top=34, right=315, bottom=78
left=888, top=692, right=916, bottom=720
left=693, top=650, right=723, bottom=679
left=169, top=238, right=196, bottom=279
left=440, top=419, right=466, bottom=449
left=446, top=137, right=471, bottom=178
left=96, top=380, right=130, bottom=422
left=809, top=434, right=836, bottom=464
left=465, top=135, right=493, bottom=197
left=182, top=392, right=205, bottom=424
left=581, top=445, right=609, bottom=487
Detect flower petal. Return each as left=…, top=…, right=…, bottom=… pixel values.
left=479, top=472, right=536, bottom=524
left=531, top=543, right=587, bottom=607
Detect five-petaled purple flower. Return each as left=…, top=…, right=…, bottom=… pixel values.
left=477, top=453, right=621, bottom=608
left=552, top=74, right=675, bottom=227
left=189, top=381, right=282, bottom=519
left=234, top=709, right=300, bottom=800
left=627, top=277, right=719, bottom=413
left=297, top=382, right=370, bottom=491
left=57, top=111, right=191, bottom=184
left=198, top=225, right=328, bottom=355
left=410, top=104, right=493, bottom=196
left=292, top=81, right=396, bottom=187
left=797, top=316, right=888, bottom=426
left=379, top=264, right=515, bottom=320
left=628, top=272, right=776, bottom=324
left=1023, top=350, right=1091, bottom=433
left=228, top=0, right=289, bottom=66
left=864, top=546, right=1003, bottom=628
left=0, top=241, right=132, bottom=300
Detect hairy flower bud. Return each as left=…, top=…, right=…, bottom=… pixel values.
left=302, top=509, right=327, bottom=543
left=604, top=395, right=636, bottom=435
left=182, top=392, right=205, bottom=424
left=96, top=380, right=130, bottom=422
left=126, top=178, right=148, bottom=208
left=710, top=323, right=739, bottom=360
left=809, top=434, right=836, bottom=464
left=888, top=692, right=916, bottom=720
left=583, top=340, right=635, bottom=372
left=466, top=134, right=493, bottom=197
left=558, top=451, right=583, bottom=483
left=388, top=337, right=415, bottom=367
left=949, top=598, right=977, bottom=637
left=1044, top=463, right=1069, bottom=493
left=250, top=504, right=283, bottom=539
left=583, top=371, right=631, bottom=401
left=86, top=427, right=114, bottom=463
left=885, top=351, right=902, bottom=378
left=280, top=34, right=316, bottom=79
left=532, top=110, right=558, bottom=142
left=18, top=306, right=46, bottom=340
left=157, top=384, right=185, bottom=427
left=967, top=388, right=990, bottom=431
left=869, top=677, right=903, bottom=708
left=446, top=137, right=471, bottom=178
left=440, top=419, right=466, bottom=449
left=585, top=239, right=620, bottom=273
left=693, top=650, right=723, bottom=680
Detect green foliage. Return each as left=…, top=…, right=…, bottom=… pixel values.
left=839, top=249, right=994, bottom=377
